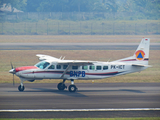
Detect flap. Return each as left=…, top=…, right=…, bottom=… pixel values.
left=58, top=60, right=94, bottom=65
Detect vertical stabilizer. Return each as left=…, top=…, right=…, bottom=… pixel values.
left=113, top=38, right=150, bottom=65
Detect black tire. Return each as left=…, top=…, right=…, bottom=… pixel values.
left=57, top=83, right=66, bottom=91
left=18, top=85, right=25, bottom=92
left=69, top=85, right=77, bottom=92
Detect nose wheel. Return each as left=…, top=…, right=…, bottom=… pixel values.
left=18, top=80, right=25, bottom=92
left=18, top=85, right=25, bottom=91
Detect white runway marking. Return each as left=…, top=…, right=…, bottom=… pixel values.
left=0, top=108, right=160, bottom=112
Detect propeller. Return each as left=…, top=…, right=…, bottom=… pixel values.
left=10, top=62, right=15, bottom=86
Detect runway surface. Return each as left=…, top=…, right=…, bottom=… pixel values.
left=0, top=83, right=160, bottom=118
left=0, top=43, right=160, bottom=50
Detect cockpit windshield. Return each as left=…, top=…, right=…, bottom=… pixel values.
left=35, top=61, right=50, bottom=69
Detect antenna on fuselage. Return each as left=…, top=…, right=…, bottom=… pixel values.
left=107, top=58, right=111, bottom=62
left=62, top=56, right=65, bottom=60
left=59, top=56, right=62, bottom=60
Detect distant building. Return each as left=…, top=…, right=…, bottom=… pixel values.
left=0, top=4, right=23, bottom=13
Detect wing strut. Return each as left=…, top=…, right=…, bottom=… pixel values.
left=60, top=64, right=71, bottom=79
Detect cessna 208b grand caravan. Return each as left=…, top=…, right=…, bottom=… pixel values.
left=9, top=38, right=151, bottom=92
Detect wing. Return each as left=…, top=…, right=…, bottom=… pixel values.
left=36, top=54, right=60, bottom=61
left=36, top=54, right=94, bottom=65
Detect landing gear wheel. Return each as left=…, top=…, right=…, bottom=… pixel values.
left=69, top=85, right=77, bottom=92
left=57, top=83, right=66, bottom=91
left=18, top=85, right=25, bottom=91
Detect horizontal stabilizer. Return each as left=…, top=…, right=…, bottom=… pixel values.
left=132, top=64, right=152, bottom=67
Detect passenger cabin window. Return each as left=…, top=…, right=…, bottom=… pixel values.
left=89, top=65, right=95, bottom=70
left=56, top=65, right=61, bottom=69
left=63, top=65, right=68, bottom=69
left=48, top=65, right=55, bottom=69
left=82, top=65, right=88, bottom=70
left=96, top=66, right=101, bottom=70
left=35, top=61, right=50, bottom=69
left=103, top=66, right=108, bottom=70
left=72, top=66, right=78, bottom=70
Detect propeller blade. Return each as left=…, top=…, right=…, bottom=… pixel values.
left=13, top=74, right=15, bottom=86
left=11, top=62, right=13, bottom=69
left=10, top=62, right=15, bottom=86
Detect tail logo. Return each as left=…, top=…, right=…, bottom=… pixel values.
left=135, top=50, right=145, bottom=61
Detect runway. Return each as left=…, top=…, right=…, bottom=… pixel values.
left=0, top=43, right=160, bottom=50
left=0, top=83, right=160, bottom=118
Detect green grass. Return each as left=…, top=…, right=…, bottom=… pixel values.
left=0, top=20, right=160, bottom=35
left=1, top=118, right=160, bottom=120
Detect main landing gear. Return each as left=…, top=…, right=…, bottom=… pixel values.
left=57, top=79, right=77, bottom=92
left=57, top=79, right=67, bottom=91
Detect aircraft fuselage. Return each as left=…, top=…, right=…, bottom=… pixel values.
left=14, top=61, right=147, bottom=81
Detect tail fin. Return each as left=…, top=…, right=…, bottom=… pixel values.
left=113, top=38, right=150, bottom=65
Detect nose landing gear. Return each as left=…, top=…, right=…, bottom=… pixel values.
left=18, top=85, right=25, bottom=91
left=18, top=82, right=25, bottom=91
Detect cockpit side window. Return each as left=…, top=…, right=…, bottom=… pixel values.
left=35, top=61, right=50, bottom=69
left=48, top=65, right=55, bottom=69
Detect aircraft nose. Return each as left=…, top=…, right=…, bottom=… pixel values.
left=9, top=69, right=15, bottom=74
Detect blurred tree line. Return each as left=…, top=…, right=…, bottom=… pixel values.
left=0, top=0, right=159, bottom=19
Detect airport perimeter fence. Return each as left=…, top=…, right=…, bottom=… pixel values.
left=0, top=21, right=160, bottom=35
left=1, top=12, right=154, bottom=21
left=0, top=12, right=160, bottom=35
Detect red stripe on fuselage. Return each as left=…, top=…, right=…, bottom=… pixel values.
left=15, top=66, right=38, bottom=72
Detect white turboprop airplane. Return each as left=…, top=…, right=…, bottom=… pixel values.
left=9, top=38, right=151, bottom=92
